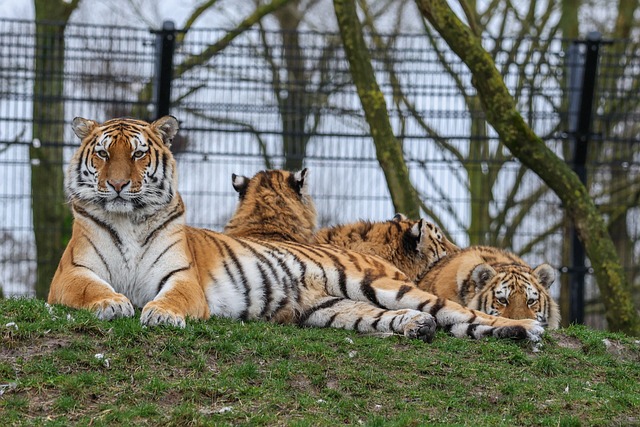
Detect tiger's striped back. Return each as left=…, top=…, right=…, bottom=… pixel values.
left=314, top=216, right=459, bottom=282
left=224, top=169, right=316, bottom=243
left=419, top=246, right=561, bottom=328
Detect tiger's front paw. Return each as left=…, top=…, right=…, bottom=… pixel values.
left=141, top=302, right=186, bottom=328
left=404, top=313, right=437, bottom=343
left=494, top=320, right=544, bottom=342
left=91, top=294, right=135, bottom=321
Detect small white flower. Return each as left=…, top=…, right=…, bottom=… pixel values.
left=66, top=314, right=75, bottom=321
left=316, top=399, right=327, bottom=404
left=564, top=385, right=569, bottom=393
left=44, top=303, right=58, bottom=320
left=32, top=138, right=41, bottom=148
left=94, top=353, right=110, bottom=368
left=5, top=322, right=18, bottom=330
left=344, top=337, right=354, bottom=344
left=217, top=406, right=232, bottom=414
left=348, top=350, right=357, bottom=358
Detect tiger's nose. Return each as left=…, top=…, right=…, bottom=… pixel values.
left=107, top=179, right=130, bottom=193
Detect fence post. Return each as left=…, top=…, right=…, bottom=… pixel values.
left=153, top=20, right=176, bottom=119
left=566, top=31, right=602, bottom=324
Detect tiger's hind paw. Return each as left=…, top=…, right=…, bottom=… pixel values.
left=403, top=313, right=437, bottom=343
left=92, top=295, right=135, bottom=321
left=140, top=304, right=186, bottom=328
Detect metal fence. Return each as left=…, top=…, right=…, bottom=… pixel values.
left=1, top=18, right=638, bottom=329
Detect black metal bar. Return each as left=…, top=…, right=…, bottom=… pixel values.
left=568, top=31, right=602, bottom=324
left=154, top=20, right=176, bottom=119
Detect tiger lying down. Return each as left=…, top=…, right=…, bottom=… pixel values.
left=230, top=170, right=560, bottom=329
left=317, top=215, right=560, bottom=329
left=48, top=116, right=544, bottom=343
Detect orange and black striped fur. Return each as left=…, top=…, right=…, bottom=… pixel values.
left=418, top=246, right=561, bottom=329
left=314, top=214, right=459, bottom=283
left=48, top=117, right=544, bottom=342
left=224, top=169, right=316, bottom=243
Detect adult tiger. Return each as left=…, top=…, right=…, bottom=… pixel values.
left=48, top=116, right=544, bottom=342
left=418, top=246, right=561, bottom=329
left=224, top=169, right=316, bottom=243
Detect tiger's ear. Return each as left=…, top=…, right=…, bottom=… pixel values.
left=409, top=219, right=432, bottom=253
left=410, top=218, right=423, bottom=239
left=471, top=264, right=496, bottom=291
left=151, top=115, right=179, bottom=146
left=72, top=117, right=98, bottom=140
left=231, top=173, right=249, bottom=199
left=533, top=263, right=556, bottom=289
left=291, top=168, right=309, bottom=195
left=392, top=213, right=408, bottom=222
left=411, top=218, right=434, bottom=245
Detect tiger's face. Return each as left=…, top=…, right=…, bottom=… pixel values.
left=470, top=263, right=558, bottom=327
left=66, top=116, right=179, bottom=215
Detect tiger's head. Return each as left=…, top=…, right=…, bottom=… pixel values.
left=66, top=116, right=179, bottom=216
left=392, top=214, right=460, bottom=281
left=468, top=262, right=560, bottom=328
left=224, top=169, right=317, bottom=243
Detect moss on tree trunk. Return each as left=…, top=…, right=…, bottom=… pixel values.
left=333, top=0, right=420, bottom=219
left=416, top=0, right=640, bottom=336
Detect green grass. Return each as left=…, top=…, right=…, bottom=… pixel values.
left=1, top=297, right=639, bottom=426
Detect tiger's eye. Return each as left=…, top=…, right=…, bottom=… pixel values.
left=527, top=298, right=537, bottom=306
left=133, top=151, right=146, bottom=159
left=497, top=297, right=508, bottom=305
left=95, top=149, right=108, bottom=159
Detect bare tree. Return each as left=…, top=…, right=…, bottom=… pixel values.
left=416, top=0, right=640, bottom=336
left=30, top=0, right=80, bottom=298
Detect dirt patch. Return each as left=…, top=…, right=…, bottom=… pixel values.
left=549, top=331, right=584, bottom=351
left=0, top=335, right=74, bottom=364
left=548, top=331, right=640, bottom=363
left=601, top=338, right=640, bottom=363
left=289, top=373, right=313, bottom=392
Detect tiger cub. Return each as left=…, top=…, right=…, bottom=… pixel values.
left=48, top=116, right=544, bottom=343
left=314, top=214, right=459, bottom=283
left=418, top=246, right=561, bottom=329
left=224, top=169, right=316, bottom=243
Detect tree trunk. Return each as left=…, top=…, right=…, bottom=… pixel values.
left=416, top=0, right=640, bottom=336
left=31, top=0, right=79, bottom=298
left=274, top=2, right=311, bottom=171
left=467, top=95, right=490, bottom=245
left=333, top=0, right=421, bottom=219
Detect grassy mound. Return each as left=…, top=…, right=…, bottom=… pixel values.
left=1, top=298, right=638, bottom=426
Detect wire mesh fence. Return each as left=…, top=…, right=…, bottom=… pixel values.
left=0, top=18, right=638, bottom=329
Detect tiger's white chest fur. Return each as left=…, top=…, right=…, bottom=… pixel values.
left=73, top=207, right=189, bottom=308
